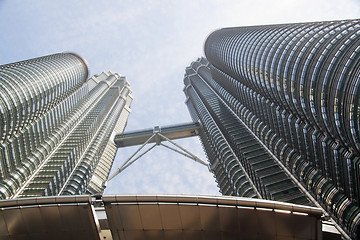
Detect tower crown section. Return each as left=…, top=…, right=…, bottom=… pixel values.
left=0, top=53, right=89, bottom=143
left=205, top=20, right=360, bottom=154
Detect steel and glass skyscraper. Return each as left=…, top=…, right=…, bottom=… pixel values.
left=0, top=53, right=132, bottom=198
left=184, top=19, right=360, bottom=238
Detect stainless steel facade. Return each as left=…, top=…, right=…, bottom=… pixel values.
left=184, top=19, right=360, bottom=238
left=0, top=53, right=132, bottom=198
left=184, top=58, right=313, bottom=204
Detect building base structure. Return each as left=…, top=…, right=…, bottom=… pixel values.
left=0, top=194, right=327, bottom=240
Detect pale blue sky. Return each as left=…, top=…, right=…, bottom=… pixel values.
left=0, top=0, right=359, bottom=195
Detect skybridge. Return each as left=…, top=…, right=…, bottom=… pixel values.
left=114, top=122, right=201, bottom=147
left=107, top=122, right=209, bottom=183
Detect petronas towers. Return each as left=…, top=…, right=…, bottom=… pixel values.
left=1, top=18, right=360, bottom=239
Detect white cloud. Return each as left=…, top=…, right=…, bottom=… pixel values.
left=213, top=0, right=360, bottom=27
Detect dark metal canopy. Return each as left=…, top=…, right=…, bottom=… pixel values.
left=0, top=194, right=327, bottom=240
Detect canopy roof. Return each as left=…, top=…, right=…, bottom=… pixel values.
left=0, top=194, right=323, bottom=240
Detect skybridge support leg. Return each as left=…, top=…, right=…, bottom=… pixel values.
left=106, top=127, right=210, bottom=184
left=106, top=122, right=210, bottom=184
left=157, top=132, right=210, bottom=170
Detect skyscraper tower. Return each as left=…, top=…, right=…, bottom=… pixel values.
left=184, top=19, right=360, bottom=238
left=0, top=53, right=132, bottom=198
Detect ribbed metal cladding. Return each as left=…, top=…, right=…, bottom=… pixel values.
left=15, top=72, right=132, bottom=198
left=60, top=75, right=132, bottom=196
left=184, top=58, right=312, bottom=205
left=195, top=19, right=360, bottom=239
left=0, top=54, right=132, bottom=199
left=0, top=53, right=88, bottom=143
left=0, top=53, right=89, bottom=198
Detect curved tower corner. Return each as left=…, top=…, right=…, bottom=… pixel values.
left=0, top=54, right=132, bottom=199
